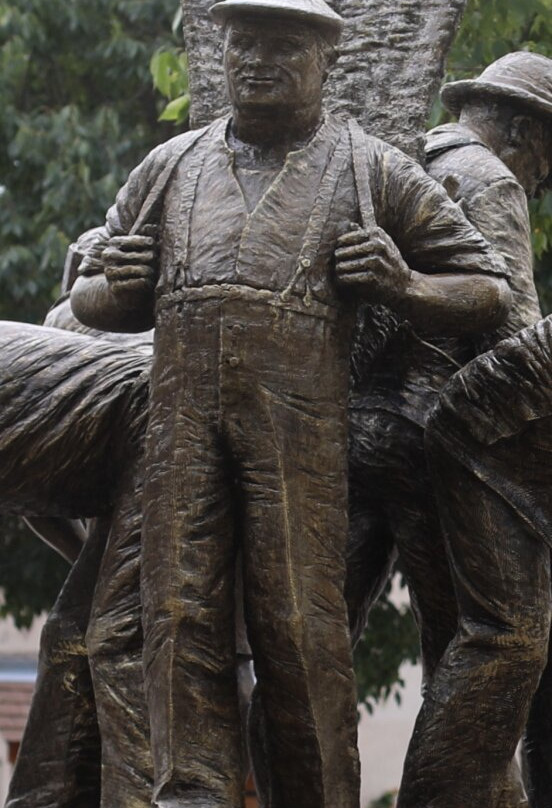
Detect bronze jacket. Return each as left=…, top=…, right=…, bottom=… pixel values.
left=79, top=114, right=506, bottom=324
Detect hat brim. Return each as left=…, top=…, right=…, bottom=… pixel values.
left=441, top=79, right=552, bottom=121
left=210, top=1, right=344, bottom=34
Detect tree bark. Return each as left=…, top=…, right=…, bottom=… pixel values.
left=328, top=0, right=467, bottom=161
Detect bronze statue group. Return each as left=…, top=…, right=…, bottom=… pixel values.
left=0, top=2, right=551, bottom=807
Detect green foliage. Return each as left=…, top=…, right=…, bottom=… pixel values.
left=0, top=517, right=68, bottom=628
left=354, top=580, right=420, bottom=713
left=447, top=0, right=551, bottom=72
left=150, top=49, right=190, bottom=123
left=435, top=0, right=552, bottom=311
left=149, top=4, right=191, bottom=124
left=369, top=792, right=397, bottom=808
left=0, top=0, right=182, bottom=323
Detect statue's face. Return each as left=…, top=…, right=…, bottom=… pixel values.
left=505, top=114, right=552, bottom=198
left=223, top=16, right=328, bottom=115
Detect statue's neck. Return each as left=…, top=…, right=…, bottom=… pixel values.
left=230, top=103, right=322, bottom=164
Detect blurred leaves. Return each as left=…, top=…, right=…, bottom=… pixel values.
left=151, top=48, right=190, bottom=123
left=0, top=0, right=184, bottom=323
left=369, top=792, right=397, bottom=808
left=0, top=517, right=68, bottom=628
left=354, top=578, right=420, bottom=713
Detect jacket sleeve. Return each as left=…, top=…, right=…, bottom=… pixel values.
left=367, top=137, right=509, bottom=281
left=430, top=315, right=552, bottom=446
left=78, top=134, right=194, bottom=277
left=463, top=178, right=542, bottom=343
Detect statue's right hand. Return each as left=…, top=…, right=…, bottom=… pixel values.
left=102, top=229, right=159, bottom=308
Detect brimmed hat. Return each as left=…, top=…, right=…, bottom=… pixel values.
left=210, top=0, right=344, bottom=36
left=441, top=51, right=552, bottom=121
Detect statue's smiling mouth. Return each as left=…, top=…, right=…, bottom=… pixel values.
left=243, top=75, right=279, bottom=84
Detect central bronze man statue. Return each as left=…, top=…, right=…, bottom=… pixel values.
left=71, top=1, right=512, bottom=806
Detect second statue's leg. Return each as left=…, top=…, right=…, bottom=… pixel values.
left=397, top=429, right=551, bottom=808
left=522, top=565, right=552, bottom=808
left=7, top=518, right=107, bottom=808
left=87, top=446, right=155, bottom=808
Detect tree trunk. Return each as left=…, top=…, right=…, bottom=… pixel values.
left=328, top=0, right=467, bottom=160
left=181, top=0, right=227, bottom=129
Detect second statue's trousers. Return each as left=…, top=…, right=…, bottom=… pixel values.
left=141, top=296, right=360, bottom=808
left=397, top=413, right=552, bottom=808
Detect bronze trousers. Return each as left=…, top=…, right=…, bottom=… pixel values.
left=6, top=519, right=106, bottom=808
left=0, top=322, right=150, bottom=808
left=346, top=405, right=528, bottom=808
left=142, top=297, right=360, bottom=808
left=397, top=416, right=552, bottom=808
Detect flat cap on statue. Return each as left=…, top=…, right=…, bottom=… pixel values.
left=441, top=51, right=552, bottom=120
left=209, top=0, right=344, bottom=34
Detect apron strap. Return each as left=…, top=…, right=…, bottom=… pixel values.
left=348, top=118, right=376, bottom=230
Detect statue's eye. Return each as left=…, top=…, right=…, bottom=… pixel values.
left=232, top=35, right=255, bottom=51
left=274, top=38, right=300, bottom=54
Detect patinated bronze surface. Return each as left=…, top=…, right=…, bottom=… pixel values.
left=1, top=5, right=546, bottom=808
left=0, top=314, right=151, bottom=808
left=346, top=51, right=552, bottom=808
left=67, top=2, right=512, bottom=806
left=412, top=314, right=552, bottom=808
left=183, top=0, right=467, bottom=160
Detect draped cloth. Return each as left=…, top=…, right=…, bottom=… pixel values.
left=0, top=321, right=149, bottom=518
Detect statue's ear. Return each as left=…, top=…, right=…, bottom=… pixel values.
left=321, top=43, right=338, bottom=83
left=508, top=115, right=534, bottom=148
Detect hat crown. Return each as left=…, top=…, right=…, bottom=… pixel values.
left=477, top=52, right=552, bottom=104
left=441, top=51, right=552, bottom=120
left=210, top=0, right=344, bottom=33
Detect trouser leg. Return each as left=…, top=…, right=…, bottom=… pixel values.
left=398, top=435, right=551, bottom=808
left=346, top=457, right=396, bottom=646
left=522, top=573, right=552, bottom=808
left=142, top=431, right=240, bottom=808
left=7, top=519, right=106, bottom=808
left=233, top=383, right=360, bottom=808
left=141, top=300, right=359, bottom=808
left=87, top=458, right=153, bottom=808
left=142, top=305, right=242, bottom=808
left=389, top=485, right=457, bottom=686
left=347, top=409, right=455, bottom=678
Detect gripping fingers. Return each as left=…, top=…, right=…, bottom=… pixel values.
left=336, top=255, right=392, bottom=275
left=336, top=225, right=385, bottom=247
left=335, top=240, right=390, bottom=262
left=108, top=235, right=156, bottom=251
left=336, top=229, right=371, bottom=248
left=105, top=264, right=156, bottom=283
left=337, top=271, right=377, bottom=286
left=103, top=247, right=156, bottom=265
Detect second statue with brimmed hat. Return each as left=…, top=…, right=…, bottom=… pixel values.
left=389, top=49, right=552, bottom=808
left=70, top=1, right=514, bottom=806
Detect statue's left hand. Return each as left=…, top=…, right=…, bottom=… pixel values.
left=334, top=225, right=412, bottom=305
left=102, top=227, right=159, bottom=310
